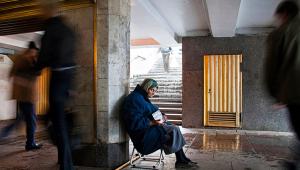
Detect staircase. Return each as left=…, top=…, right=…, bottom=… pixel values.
left=130, top=56, right=182, bottom=125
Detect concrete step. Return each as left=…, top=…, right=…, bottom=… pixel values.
left=152, top=102, right=182, bottom=108
left=129, top=88, right=182, bottom=93
left=155, top=91, right=182, bottom=94
left=149, top=66, right=181, bottom=69
left=167, top=119, right=182, bottom=125
left=149, top=66, right=181, bottom=68
left=130, top=85, right=182, bottom=90
left=129, top=89, right=182, bottom=94
left=131, top=83, right=182, bottom=86
left=150, top=97, right=182, bottom=103
left=156, top=85, right=182, bottom=89
left=131, top=80, right=182, bottom=85
left=131, top=76, right=182, bottom=80
left=156, top=89, right=183, bottom=93
left=149, top=67, right=181, bottom=69
left=133, top=73, right=182, bottom=76
left=131, top=80, right=182, bottom=84
left=130, top=86, right=182, bottom=90
left=132, top=75, right=182, bottom=80
left=148, top=71, right=182, bottom=74
left=154, top=94, right=182, bottom=98
left=130, top=85, right=182, bottom=89
left=148, top=72, right=182, bottom=74
left=130, top=81, right=182, bottom=85
left=164, top=113, right=182, bottom=120
left=148, top=70, right=182, bottom=74
left=149, top=64, right=181, bottom=67
left=148, top=69, right=181, bottom=72
left=131, top=76, right=182, bottom=79
left=159, top=107, right=182, bottom=113
left=151, top=65, right=182, bottom=70
left=132, top=76, right=182, bottom=80
left=149, top=68, right=182, bottom=72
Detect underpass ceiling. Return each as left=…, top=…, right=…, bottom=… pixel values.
left=0, top=0, right=94, bottom=36
left=0, top=0, right=294, bottom=47
left=131, top=0, right=288, bottom=46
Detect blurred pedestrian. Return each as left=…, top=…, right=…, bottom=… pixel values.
left=36, top=1, right=77, bottom=170
left=0, top=41, right=42, bottom=151
left=158, top=47, right=172, bottom=72
left=265, top=1, right=300, bottom=169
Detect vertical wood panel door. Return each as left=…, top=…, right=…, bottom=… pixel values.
left=36, top=68, right=50, bottom=115
left=204, top=55, right=242, bottom=128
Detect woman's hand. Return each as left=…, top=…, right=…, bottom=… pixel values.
left=163, top=115, right=168, bottom=122
left=150, top=120, right=163, bottom=126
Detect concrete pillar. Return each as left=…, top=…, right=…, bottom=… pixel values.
left=64, top=6, right=95, bottom=144
left=73, top=0, right=130, bottom=168
left=96, top=0, right=130, bottom=167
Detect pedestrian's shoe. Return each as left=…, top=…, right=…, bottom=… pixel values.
left=175, top=161, right=199, bottom=169
left=25, top=143, right=43, bottom=151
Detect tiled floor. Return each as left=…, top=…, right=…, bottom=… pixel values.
left=0, top=121, right=299, bottom=170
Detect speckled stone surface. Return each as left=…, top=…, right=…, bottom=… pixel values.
left=0, top=122, right=297, bottom=170
left=182, top=36, right=291, bottom=132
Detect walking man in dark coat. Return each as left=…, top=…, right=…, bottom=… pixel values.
left=36, top=1, right=76, bottom=170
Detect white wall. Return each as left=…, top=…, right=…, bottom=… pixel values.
left=130, top=46, right=182, bottom=78
left=130, top=47, right=161, bottom=77
left=0, top=54, right=16, bottom=120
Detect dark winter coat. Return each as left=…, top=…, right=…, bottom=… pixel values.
left=36, top=16, right=76, bottom=70
left=122, top=85, right=167, bottom=155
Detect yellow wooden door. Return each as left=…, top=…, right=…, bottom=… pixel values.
left=204, top=55, right=242, bottom=127
left=36, top=68, right=50, bottom=115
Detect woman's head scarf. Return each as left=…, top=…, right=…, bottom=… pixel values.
left=140, top=78, right=158, bottom=92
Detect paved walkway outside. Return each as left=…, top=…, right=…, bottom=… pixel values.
left=0, top=121, right=299, bottom=170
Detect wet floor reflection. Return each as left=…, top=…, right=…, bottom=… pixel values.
left=185, top=131, right=298, bottom=161
left=202, top=134, right=241, bottom=152
left=187, top=133, right=242, bottom=152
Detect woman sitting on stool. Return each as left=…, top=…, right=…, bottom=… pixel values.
left=122, top=78, right=198, bottom=168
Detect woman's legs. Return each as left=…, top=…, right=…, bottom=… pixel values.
left=175, top=148, right=196, bottom=163
left=162, top=124, right=186, bottom=154
left=174, top=149, right=198, bottom=168
left=175, top=149, right=188, bottom=162
left=162, top=124, right=198, bottom=167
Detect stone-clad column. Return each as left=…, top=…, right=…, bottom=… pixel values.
left=73, top=0, right=130, bottom=168
left=96, top=0, right=130, bottom=168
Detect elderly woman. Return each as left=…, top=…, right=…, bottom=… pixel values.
left=122, top=78, right=197, bottom=168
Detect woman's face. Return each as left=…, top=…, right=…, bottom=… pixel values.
left=147, top=87, right=157, bottom=98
